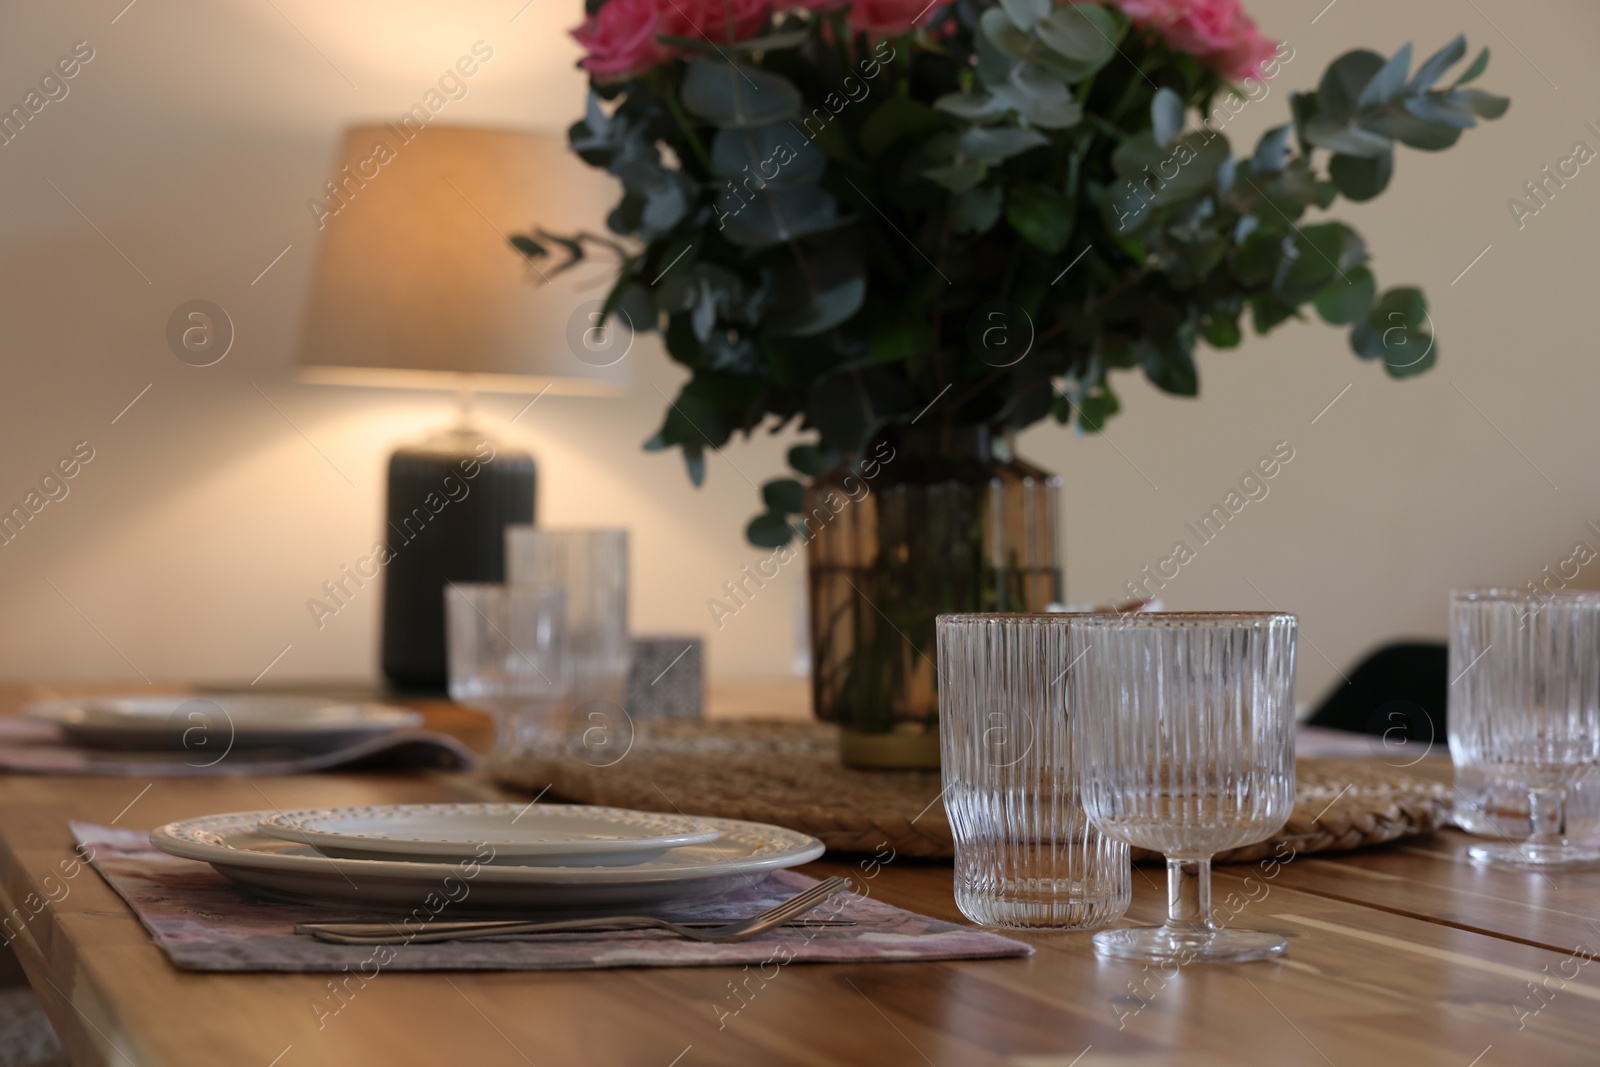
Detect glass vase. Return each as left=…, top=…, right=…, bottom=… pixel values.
left=804, top=425, right=1062, bottom=768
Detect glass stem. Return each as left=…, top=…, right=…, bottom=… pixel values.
left=1165, top=858, right=1212, bottom=932
left=1527, top=787, right=1568, bottom=847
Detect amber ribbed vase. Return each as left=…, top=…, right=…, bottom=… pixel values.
left=804, top=425, right=1062, bottom=769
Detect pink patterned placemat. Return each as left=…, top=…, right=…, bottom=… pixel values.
left=72, top=824, right=1030, bottom=976
left=0, top=719, right=475, bottom=776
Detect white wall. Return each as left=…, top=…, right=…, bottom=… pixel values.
left=0, top=0, right=1595, bottom=705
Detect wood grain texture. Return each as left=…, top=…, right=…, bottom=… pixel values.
left=0, top=685, right=1593, bottom=1066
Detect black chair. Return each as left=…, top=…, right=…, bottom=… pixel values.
left=1306, top=641, right=1446, bottom=745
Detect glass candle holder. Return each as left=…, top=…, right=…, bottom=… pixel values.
left=1072, top=611, right=1297, bottom=963
left=1448, top=588, right=1600, bottom=869
left=936, top=613, right=1130, bottom=929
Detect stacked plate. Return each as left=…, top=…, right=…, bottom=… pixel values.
left=26, top=694, right=422, bottom=754
left=150, top=803, right=825, bottom=915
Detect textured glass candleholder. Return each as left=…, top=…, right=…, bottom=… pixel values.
left=1449, top=588, right=1600, bottom=869
left=937, top=614, right=1130, bottom=929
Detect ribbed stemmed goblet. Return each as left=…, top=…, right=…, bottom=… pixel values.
left=1072, top=612, right=1297, bottom=963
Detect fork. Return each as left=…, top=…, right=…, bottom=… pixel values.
left=298, top=875, right=854, bottom=946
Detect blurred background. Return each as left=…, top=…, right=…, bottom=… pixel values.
left=0, top=0, right=1594, bottom=705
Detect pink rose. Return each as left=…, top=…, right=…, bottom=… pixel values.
left=572, top=0, right=676, bottom=81
left=847, top=0, right=936, bottom=37
left=1093, top=0, right=1278, bottom=82
left=669, top=0, right=772, bottom=42
left=572, top=0, right=772, bottom=82
left=1211, top=21, right=1277, bottom=81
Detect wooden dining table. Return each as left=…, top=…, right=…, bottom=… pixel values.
left=0, top=681, right=1596, bottom=1066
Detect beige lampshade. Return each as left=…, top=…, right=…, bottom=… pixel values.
left=297, top=124, right=627, bottom=394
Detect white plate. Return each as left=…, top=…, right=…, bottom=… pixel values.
left=150, top=811, right=824, bottom=915
left=26, top=694, right=422, bottom=753
left=256, top=804, right=721, bottom=866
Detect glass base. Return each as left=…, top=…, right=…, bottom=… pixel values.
left=1467, top=841, right=1600, bottom=869
left=955, top=880, right=1129, bottom=930
left=1093, top=925, right=1289, bottom=963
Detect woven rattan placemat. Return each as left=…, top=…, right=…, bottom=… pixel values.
left=491, top=720, right=1450, bottom=862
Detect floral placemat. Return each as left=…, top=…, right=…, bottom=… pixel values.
left=72, top=824, right=1031, bottom=977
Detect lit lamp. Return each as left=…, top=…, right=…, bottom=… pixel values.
left=297, top=124, right=623, bottom=690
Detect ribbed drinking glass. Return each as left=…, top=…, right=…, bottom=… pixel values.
left=505, top=528, right=630, bottom=717
left=1073, top=612, right=1297, bottom=963
left=444, top=583, right=569, bottom=752
left=937, top=614, right=1131, bottom=929
left=1448, top=588, right=1600, bottom=868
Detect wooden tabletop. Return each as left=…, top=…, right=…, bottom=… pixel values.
left=1, top=684, right=1596, bottom=1066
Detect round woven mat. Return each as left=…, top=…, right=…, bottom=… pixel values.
left=490, top=720, right=1450, bottom=862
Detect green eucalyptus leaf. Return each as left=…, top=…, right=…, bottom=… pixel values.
left=1318, top=50, right=1386, bottom=122
left=764, top=248, right=865, bottom=337
left=711, top=123, right=826, bottom=187
left=924, top=158, right=988, bottom=193
left=787, top=443, right=840, bottom=476
left=859, top=97, right=943, bottom=158
left=1409, top=34, right=1465, bottom=93
left=1453, top=46, right=1489, bottom=86
left=999, top=0, right=1050, bottom=32
left=746, top=511, right=795, bottom=547
left=1074, top=382, right=1120, bottom=432
left=761, top=477, right=805, bottom=513
left=1005, top=184, right=1074, bottom=254
left=684, top=447, right=707, bottom=487
left=1036, top=4, right=1118, bottom=64
left=1251, top=124, right=1292, bottom=174
left=961, top=125, right=1050, bottom=164
left=954, top=185, right=1004, bottom=234
left=1282, top=222, right=1347, bottom=299
left=1234, top=228, right=1287, bottom=286
left=1314, top=266, right=1375, bottom=325
left=1002, top=64, right=1084, bottom=128
left=935, top=91, right=1009, bottom=121
left=1362, top=111, right=1463, bottom=151
left=1205, top=311, right=1242, bottom=348
left=509, top=234, right=545, bottom=258
left=1328, top=150, right=1393, bottom=200
left=1349, top=318, right=1386, bottom=360
left=1251, top=293, right=1298, bottom=333
left=1403, top=95, right=1477, bottom=128
left=1450, top=88, right=1510, bottom=119
left=719, top=184, right=843, bottom=248
left=1356, top=44, right=1411, bottom=110
left=681, top=60, right=802, bottom=128
left=1151, top=87, right=1184, bottom=148
left=1112, top=130, right=1229, bottom=203
left=1373, top=286, right=1428, bottom=330
left=1141, top=341, right=1197, bottom=396
left=1385, top=332, right=1436, bottom=377
left=1303, top=117, right=1393, bottom=157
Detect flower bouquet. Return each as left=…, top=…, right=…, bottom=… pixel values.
left=518, top=0, right=1507, bottom=758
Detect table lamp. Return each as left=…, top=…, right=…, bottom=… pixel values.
left=296, top=124, right=623, bottom=690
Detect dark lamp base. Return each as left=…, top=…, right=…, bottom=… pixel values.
left=379, top=429, right=534, bottom=691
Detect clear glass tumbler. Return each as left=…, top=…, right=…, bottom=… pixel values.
left=505, top=528, right=630, bottom=716
left=444, top=582, right=569, bottom=752
left=1073, top=611, right=1297, bottom=962
left=937, top=614, right=1131, bottom=929
left=1448, top=588, right=1600, bottom=868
